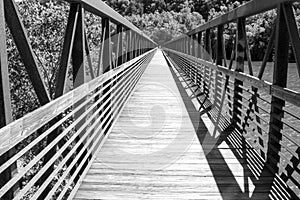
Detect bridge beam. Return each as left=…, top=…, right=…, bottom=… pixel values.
left=192, top=34, right=196, bottom=57
left=4, top=0, right=50, bottom=105
left=102, top=18, right=111, bottom=73
left=117, top=25, right=123, bottom=66
left=126, top=29, right=131, bottom=62
left=197, top=32, right=202, bottom=59
left=267, top=4, right=289, bottom=173
left=232, top=18, right=246, bottom=127
left=54, top=4, right=79, bottom=98
left=0, top=0, right=16, bottom=198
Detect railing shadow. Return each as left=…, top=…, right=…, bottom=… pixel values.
left=164, top=53, right=295, bottom=200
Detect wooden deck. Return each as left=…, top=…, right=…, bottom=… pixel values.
left=74, top=50, right=272, bottom=200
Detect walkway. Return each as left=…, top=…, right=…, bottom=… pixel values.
left=73, top=50, right=265, bottom=199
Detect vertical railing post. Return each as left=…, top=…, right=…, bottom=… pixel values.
left=101, top=17, right=112, bottom=129
left=117, top=25, right=123, bottom=66
left=185, top=37, right=188, bottom=54
left=266, top=4, right=289, bottom=172
left=203, top=29, right=211, bottom=99
left=215, top=25, right=224, bottom=107
left=102, top=18, right=111, bottom=73
left=188, top=35, right=191, bottom=55
left=232, top=18, right=246, bottom=126
left=132, top=32, right=136, bottom=59
left=126, top=29, right=131, bottom=62
left=138, top=35, right=140, bottom=56
left=205, top=29, right=211, bottom=60
left=139, top=35, right=142, bottom=55
left=198, top=32, right=202, bottom=59
left=192, top=34, right=196, bottom=56
left=216, top=25, right=224, bottom=65
left=69, top=4, right=89, bottom=186
left=139, top=36, right=142, bottom=55
left=0, top=0, right=16, bottom=198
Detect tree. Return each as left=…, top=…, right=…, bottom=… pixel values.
left=126, top=7, right=204, bottom=44
left=104, top=0, right=143, bottom=15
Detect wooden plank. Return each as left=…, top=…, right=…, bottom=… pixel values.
left=41, top=52, right=154, bottom=200
left=73, top=50, right=232, bottom=199
left=65, top=51, right=155, bottom=200
left=73, top=49, right=289, bottom=199
left=0, top=50, right=155, bottom=199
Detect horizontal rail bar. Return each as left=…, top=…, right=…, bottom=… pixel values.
left=0, top=48, right=156, bottom=199
left=0, top=49, right=156, bottom=158
left=165, top=48, right=300, bottom=107
left=164, top=48, right=300, bottom=199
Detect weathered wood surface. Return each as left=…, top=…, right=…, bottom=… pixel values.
left=74, top=50, right=273, bottom=200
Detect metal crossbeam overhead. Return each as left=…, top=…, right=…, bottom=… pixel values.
left=65, top=0, right=154, bottom=42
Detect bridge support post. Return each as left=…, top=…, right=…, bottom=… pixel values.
left=205, top=29, right=211, bottom=61
left=101, top=17, right=112, bottom=131
left=0, top=1, right=17, bottom=198
left=185, top=37, right=188, bottom=54
left=70, top=4, right=90, bottom=186
left=192, top=34, right=196, bottom=57
left=203, top=29, right=211, bottom=99
left=266, top=4, right=289, bottom=173
left=132, top=32, right=136, bottom=58
left=117, top=25, right=123, bottom=66
left=197, top=32, right=202, bottom=59
left=126, top=29, right=131, bottom=62
left=232, top=18, right=246, bottom=126
left=215, top=25, right=224, bottom=109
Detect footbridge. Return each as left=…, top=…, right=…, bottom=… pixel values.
left=0, top=0, right=300, bottom=199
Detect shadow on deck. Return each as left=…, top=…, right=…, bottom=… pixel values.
left=74, top=50, right=295, bottom=200
left=164, top=52, right=295, bottom=200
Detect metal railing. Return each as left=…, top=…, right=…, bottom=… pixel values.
left=163, top=0, right=300, bottom=199
left=0, top=0, right=156, bottom=199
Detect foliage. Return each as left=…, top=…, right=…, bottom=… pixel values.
left=8, top=0, right=300, bottom=120
left=104, top=0, right=144, bottom=15
left=127, top=7, right=204, bottom=44
left=7, top=0, right=68, bottom=119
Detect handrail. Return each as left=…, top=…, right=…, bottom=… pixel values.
left=0, top=51, right=153, bottom=157
left=0, top=0, right=157, bottom=199
left=0, top=49, right=156, bottom=199
left=163, top=0, right=300, bottom=198
left=164, top=48, right=300, bottom=199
